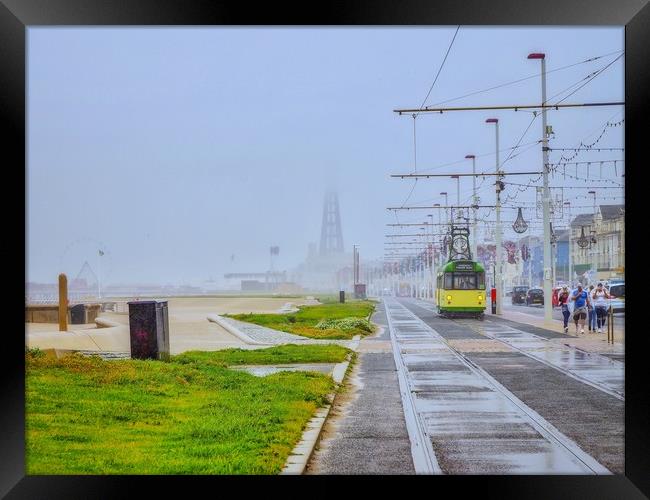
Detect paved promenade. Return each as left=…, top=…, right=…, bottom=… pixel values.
left=25, top=296, right=322, bottom=355
left=496, top=305, right=625, bottom=356
left=306, top=302, right=415, bottom=474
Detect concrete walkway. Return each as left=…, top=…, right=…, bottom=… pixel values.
left=498, top=306, right=625, bottom=347
left=306, top=302, right=415, bottom=474
left=213, top=315, right=358, bottom=348
left=25, top=296, right=323, bottom=355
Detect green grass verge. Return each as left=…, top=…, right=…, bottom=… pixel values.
left=173, top=344, right=350, bottom=366
left=226, top=300, right=376, bottom=339
left=26, top=344, right=350, bottom=475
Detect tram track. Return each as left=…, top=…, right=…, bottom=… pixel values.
left=385, top=298, right=611, bottom=474
left=423, top=331, right=610, bottom=474
left=405, top=300, right=624, bottom=401
left=386, top=300, right=442, bottom=474
left=453, top=317, right=625, bottom=400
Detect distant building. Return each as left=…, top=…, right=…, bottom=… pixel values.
left=516, top=235, right=543, bottom=288
left=554, top=229, right=570, bottom=283
left=570, top=205, right=624, bottom=282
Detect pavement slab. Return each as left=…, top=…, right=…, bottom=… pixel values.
left=306, top=303, right=415, bottom=475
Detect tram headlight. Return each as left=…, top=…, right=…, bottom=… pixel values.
left=478, top=294, right=483, bottom=302
left=446, top=295, right=452, bottom=302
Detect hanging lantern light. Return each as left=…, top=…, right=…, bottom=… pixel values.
left=512, top=207, right=528, bottom=234
left=577, top=226, right=590, bottom=248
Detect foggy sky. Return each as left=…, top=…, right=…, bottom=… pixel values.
left=27, top=27, right=624, bottom=285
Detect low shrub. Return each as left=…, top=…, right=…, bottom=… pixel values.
left=315, top=317, right=372, bottom=332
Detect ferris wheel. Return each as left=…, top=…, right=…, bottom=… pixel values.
left=57, top=237, right=113, bottom=296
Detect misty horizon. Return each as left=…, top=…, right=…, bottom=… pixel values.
left=27, top=27, right=623, bottom=287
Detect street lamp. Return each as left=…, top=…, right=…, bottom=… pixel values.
left=352, top=244, right=359, bottom=286
left=440, top=192, right=448, bottom=230
left=451, top=175, right=461, bottom=222
left=465, top=154, right=478, bottom=259
left=528, top=51, right=553, bottom=323
left=427, top=214, right=436, bottom=299
left=486, top=117, right=503, bottom=315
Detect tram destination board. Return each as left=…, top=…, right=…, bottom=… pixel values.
left=455, top=262, right=474, bottom=271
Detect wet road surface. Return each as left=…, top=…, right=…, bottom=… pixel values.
left=385, top=298, right=610, bottom=474
left=407, top=300, right=624, bottom=399
left=396, top=297, right=624, bottom=474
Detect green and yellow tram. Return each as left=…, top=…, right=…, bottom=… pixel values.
left=435, top=224, right=486, bottom=319
left=435, top=260, right=486, bottom=318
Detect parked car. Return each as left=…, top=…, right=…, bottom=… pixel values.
left=608, top=283, right=625, bottom=313
left=511, top=286, right=529, bottom=305
left=526, top=288, right=544, bottom=306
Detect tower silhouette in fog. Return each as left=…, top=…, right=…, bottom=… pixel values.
left=319, top=191, right=344, bottom=256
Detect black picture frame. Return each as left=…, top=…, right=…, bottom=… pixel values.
left=3, top=0, right=648, bottom=497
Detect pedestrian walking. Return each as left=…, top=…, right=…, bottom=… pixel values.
left=592, top=282, right=610, bottom=333
left=587, top=285, right=596, bottom=331
left=571, top=283, right=589, bottom=335
left=558, top=285, right=571, bottom=333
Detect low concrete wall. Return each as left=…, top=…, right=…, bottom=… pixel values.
left=25, top=305, right=66, bottom=323
left=25, top=304, right=102, bottom=324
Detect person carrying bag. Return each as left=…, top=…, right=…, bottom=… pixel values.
left=571, top=283, right=589, bottom=335
left=558, top=286, right=571, bottom=334
left=592, top=282, right=610, bottom=333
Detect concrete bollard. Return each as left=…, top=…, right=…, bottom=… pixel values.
left=58, top=273, right=68, bottom=332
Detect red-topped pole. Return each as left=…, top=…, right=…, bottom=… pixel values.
left=486, top=118, right=502, bottom=314
left=466, top=154, right=478, bottom=259
left=528, top=52, right=553, bottom=323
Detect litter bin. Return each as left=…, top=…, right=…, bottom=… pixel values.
left=128, top=300, right=170, bottom=361
left=70, top=304, right=86, bottom=324
left=339, top=290, right=345, bottom=303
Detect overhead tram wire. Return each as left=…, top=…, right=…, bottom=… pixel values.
left=413, top=140, right=539, bottom=175
left=423, top=49, right=624, bottom=109
left=398, top=26, right=460, bottom=209
left=501, top=114, right=540, bottom=167
left=553, top=53, right=624, bottom=105
left=543, top=59, right=618, bottom=105
left=389, top=51, right=623, bottom=248
left=416, top=25, right=461, bottom=117
left=480, top=58, right=623, bottom=207
left=394, top=101, right=623, bottom=115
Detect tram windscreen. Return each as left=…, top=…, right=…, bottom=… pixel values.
left=443, top=271, right=485, bottom=289
left=453, top=273, right=476, bottom=289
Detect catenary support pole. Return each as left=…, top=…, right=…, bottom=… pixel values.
left=529, top=52, right=553, bottom=323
